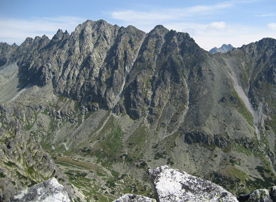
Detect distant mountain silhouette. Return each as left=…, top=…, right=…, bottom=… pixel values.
left=209, top=44, right=234, bottom=53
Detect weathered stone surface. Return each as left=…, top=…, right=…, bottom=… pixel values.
left=237, top=187, right=276, bottom=202
left=246, top=189, right=271, bottom=202
left=11, top=178, right=71, bottom=202
left=114, top=194, right=156, bottom=202
left=270, top=186, right=276, bottom=201
left=149, top=165, right=238, bottom=202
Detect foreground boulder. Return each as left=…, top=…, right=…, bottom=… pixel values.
left=10, top=178, right=71, bottom=202
left=238, top=186, right=276, bottom=202
left=148, top=165, right=238, bottom=202
left=114, top=194, right=156, bottom=202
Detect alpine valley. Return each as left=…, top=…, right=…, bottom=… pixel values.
left=1, top=19, right=276, bottom=201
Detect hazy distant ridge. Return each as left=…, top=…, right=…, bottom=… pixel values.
left=209, top=44, right=234, bottom=54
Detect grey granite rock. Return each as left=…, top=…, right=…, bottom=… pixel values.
left=149, top=165, right=238, bottom=202
left=245, top=189, right=272, bottom=202
left=114, top=194, right=156, bottom=202
left=237, top=187, right=276, bottom=202
left=11, top=178, right=71, bottom=202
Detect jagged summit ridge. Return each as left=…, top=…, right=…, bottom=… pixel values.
left=1, top=19, right=202, bottom=116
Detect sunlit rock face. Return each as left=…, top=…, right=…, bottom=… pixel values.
left=148, top=165, right=238, bottom=202
left=11, top=178, right=71, bottom=202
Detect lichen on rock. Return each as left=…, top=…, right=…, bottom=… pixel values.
left=148, top=165, right=238, bottom=202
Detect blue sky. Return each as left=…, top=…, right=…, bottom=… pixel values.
left=0, top=0, right=275, bottom=50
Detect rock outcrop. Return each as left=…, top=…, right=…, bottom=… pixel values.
left=148, top=165, right=238, bottom=202
left=238, top=186, right=276, bottom=202
left=114, top=194, right=156, bottom=202
left=10, top=178, right=71, bottom=202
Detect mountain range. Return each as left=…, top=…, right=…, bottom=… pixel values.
left=0, top=19, right=276, bottom=201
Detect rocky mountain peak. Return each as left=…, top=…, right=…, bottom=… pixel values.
left=255, top=37, right=276, bottom=48
left=239, top=37, right=276, bottom=57
left=149, top=25, right=169, bottom=37
left=209, top=44, right=234, bottom=54
left=77, top=19, right=115, bottom=33
left=21, top=37, right=34, bottom=45
left=94, top=19, right=108, bottom=26
left=52, top=29, right=68, bottom=41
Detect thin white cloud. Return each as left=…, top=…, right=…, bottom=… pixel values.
left=109, top=0, right=274, bottom=50
left=181, top=1, right=234, bottom=15
left=110, top=1, right=236, bottom=34
left=111, top=0, right=257, bottom=24
left=159, top=22, right=276, bottom=50
left=112, top=10, right=172, bottom=22
left=208, top=21, right=227, bottom=30
left=165, top=21, right=228, bottom=35
left=0, top=16, right=84, bottom=45
left=268, top=23, right=276, bottom=30
left=256, top=13, right=275, bottom=17
left=112, top=2, right=234, bottom=24
left=195, top=25, right=276, bottom=50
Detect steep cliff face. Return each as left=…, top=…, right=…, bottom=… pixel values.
left=1, top=20, right=276, bottom=201
left=6, top=20, right=146, bottom=111
left=117, top=25, right=202, bottom=122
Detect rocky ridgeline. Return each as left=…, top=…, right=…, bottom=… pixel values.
left=11, top=166, right=276, bottom=202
